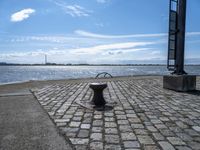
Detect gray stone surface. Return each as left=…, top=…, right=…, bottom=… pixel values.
left=0, top=93, right=73, bottom=150
left=31, top=76, right=200, bottom=149
left=163, top=75, right=196, bottom=91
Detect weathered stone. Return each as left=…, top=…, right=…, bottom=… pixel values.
left=138, top=135, right=155, bottom=145
left=90, top=142, right=103, bottom=150
left=159, top=141, right=175, bottom=150
left=105, top=128, right=118, bottom=134
left=105, top=134, right=120, bottom=144
left=167, top=137, right=186, bottom=145
left=33, top=77, right=200, bottom=150
left=104, top=144, right=122, bottom=150
left=123, top=141, right=140, bottom=148
left=121, top=132, right=137, bottom=140
left=77, top=130, right=89, bottom=138
left=70, top=138, right=89, bottom=145
left=80, top=124, right=91, bottom=129
left=192, top=126, right=200, bottom=132
left=90, top=133, right=102, bottom=141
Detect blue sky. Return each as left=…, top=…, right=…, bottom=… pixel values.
left=0, top=0, right=200, bottom=64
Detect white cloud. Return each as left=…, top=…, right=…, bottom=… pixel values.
left=186, top=32, right=200, bottom=36
left=75, top=30, right=167, bottom=39
left=104, top=48, right=152, bottom=55
left=53, top=1, right=91, bottom=17
left=71, top=42, right=154, bottom=54
left=75, top=30, right=200, bottom=39
left=11, top=8, right=35, bottom=22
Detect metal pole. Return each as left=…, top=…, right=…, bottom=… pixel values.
left=175, top=0, right=187, bottom=74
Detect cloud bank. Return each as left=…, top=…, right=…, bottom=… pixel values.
left=11, top=8, right=35, bottom=22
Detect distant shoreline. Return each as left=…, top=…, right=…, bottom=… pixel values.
left=0, top=63, right=199, bottom=66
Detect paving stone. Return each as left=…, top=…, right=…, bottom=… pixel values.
left=175, top=146, right=192, bottom=150
left=155, top=124, right=168, bottom=129
left=104, top=112, right=115, bottom=117
left=143, top=145, right=160, bottom=150
left=146, top=125, right=158, bottom=132
left=33, top=77, right=200, bottom=149
left=104, top=144, right=122, bottom=150
left=93, top=120, right=103, bottom=126
left=70, top=138, right=89, bottom=145
left=192, top=126, right=200, bottom=132
left=90, top=133, right=102, bottom=141
left=92, top=127, right=103, bottom=132
left=131, top=124, right=144, bottom=129
left=69, top=121, right=81, bottom=127
left=119, top=125, right=132, bottom=132
left=127, top=114, right=137, bottom=118
left=169, top=127, right=183, bottom=133
left=105, top=134, right=120, bottom=144
left=90, top=142, right=103, bottom=150
left=56, top=122, right=67, bottom=127
left=176, top=133, right=193, bottom=142
left=77, top=129, right=89, bottom=138
left=159, top=141, right=175, bottom=150
left=151, top=119, right=162, bottom=124
left=105, top=117, right=115, bottom=122
left=167, top=137, right=186, bottom=145
left=188, top=141, right=200, bottom=150
left=116, top=115, right=127, bottom=120
left=138, top=135, right=155, bottom=145
left=134, top=129, right=149, bottom=135
left=94, top=114, right=103, bottom=119
left=121, top=132, right=137, bottom=140
left=105, top=128, right=118, bottom=134
left=80, top=124, right=91, bottom=129
left=75, top=145, right=88, bottom=150
left=184, top=129, right=199, bottom=136
left=82, top=118, right=92, bottom=123
left=54, top=119, right=70, bottom=123
left=160, top=129, right=175, bottom=136
left=152, top=132, right=165, bottom=141
left=72, top=116, right=82, bottom=121
left=105, top=122, right=117, bottom=128
left=115, top=111, right=125, bottom=115
left=117, top=120, right=129, bottom=125
left=123, top=141, right=140, bottom=148
left=176, top=121, right=189, bottom=129
left=128, top=118, right=141, bottom=123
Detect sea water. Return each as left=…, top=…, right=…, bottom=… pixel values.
left=0, top=65, right=199, bottom=84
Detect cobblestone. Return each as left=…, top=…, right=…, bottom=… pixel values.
left=33, top=76, right=200, bottom=149
left=123, top=141, right=140, bottom=148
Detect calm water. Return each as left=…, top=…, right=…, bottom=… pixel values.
left=0, top=65, right=199, bottom=84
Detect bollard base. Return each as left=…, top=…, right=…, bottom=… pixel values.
left=163, top=75, right=196, bottom=92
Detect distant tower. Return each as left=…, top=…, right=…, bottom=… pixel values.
left=45, top=54, right=47, bottom=64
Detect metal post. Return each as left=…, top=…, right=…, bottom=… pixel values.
left=164, top=0, right=196, bottom=92
left=175, top=0, right=187, bottom=74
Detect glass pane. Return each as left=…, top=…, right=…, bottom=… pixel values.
left=169, top=60, right=175, bottom=65
left=170, top=41, right=175, bottom=49
left=170, top=21, right=176, bottom=30
left=170, top=11, right=177, bottom=21
left=171, top=1, right=177, bottom=11
left=170, top=35, right=175, bottom=40
left=169, top=50, right=175, bottom=59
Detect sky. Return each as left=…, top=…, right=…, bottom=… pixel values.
left=0, top=0, right=200, bottom=64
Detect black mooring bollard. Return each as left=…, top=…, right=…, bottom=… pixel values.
left=89, top=83, right=107, bottom=107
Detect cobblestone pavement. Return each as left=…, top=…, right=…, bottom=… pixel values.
left=33, top=76, right=200, bottom=150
